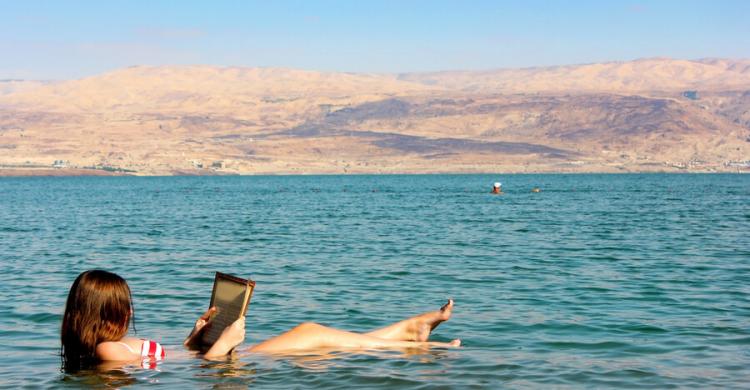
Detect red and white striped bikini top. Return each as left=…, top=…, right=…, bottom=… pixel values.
left=140, top=339, right=166, bottom=360
left=116, top=339, right=165, bottom=369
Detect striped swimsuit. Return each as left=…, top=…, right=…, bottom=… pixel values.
left=140, top=339, right=165, bottom=361
left=117, top=339, right=165, bottom=369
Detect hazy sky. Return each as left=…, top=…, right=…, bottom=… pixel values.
left=2, top=0, right=749, bottom=79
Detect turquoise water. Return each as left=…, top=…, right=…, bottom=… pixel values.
left=1, top=174, right=748, bottom=388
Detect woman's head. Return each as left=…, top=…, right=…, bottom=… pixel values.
left=61, top=270, right=134, bottom=371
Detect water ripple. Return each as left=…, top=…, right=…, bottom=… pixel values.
left=0, top=174, right=748, bottom=388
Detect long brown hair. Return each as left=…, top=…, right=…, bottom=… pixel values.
left=61, top=270, right=135, bottom=371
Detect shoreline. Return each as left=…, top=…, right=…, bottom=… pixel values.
left=0, top=168, right=132, bottom=177
left=1, top=166, right=747, bottom=177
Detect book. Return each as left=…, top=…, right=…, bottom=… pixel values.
left=200, top=272, right=255, bottom=348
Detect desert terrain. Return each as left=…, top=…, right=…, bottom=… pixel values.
left=1, top=58, right=749, bottom=175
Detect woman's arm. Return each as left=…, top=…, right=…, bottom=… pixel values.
left=204, top=317, right=246, bottom=358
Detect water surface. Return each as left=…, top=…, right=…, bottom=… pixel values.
left=0, top=174, right=748, bottom=388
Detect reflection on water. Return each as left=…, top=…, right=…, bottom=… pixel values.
left=61, top=368, right=137, bottom=388
left=248, top=346, right=457, bottom=371
left=194, top=359, right=258, bottom=388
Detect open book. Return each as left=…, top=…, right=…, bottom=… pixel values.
left=200, top=272, right=255, bottom=348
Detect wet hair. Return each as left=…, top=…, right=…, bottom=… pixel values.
left=60, top=270, right=135, bottom=371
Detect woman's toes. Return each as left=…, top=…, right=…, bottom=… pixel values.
left=439, top=299, right=453, bottom=320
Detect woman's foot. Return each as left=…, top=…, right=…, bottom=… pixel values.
left=413, top=299, right=453, bottom=341
left=365, top=299, right=454, bottom=342
left=442, top=339, right=462, bottom=347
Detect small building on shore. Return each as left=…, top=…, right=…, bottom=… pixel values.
left=52, top=160, right=69, bottom=168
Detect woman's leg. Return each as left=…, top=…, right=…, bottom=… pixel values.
left=248, top=322, right=459, bottom=353
left=246, top=300, right=458, bottom=353
left=364, top=299, right=453, bottom=341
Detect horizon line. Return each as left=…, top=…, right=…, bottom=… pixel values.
left=4, top=56, right=750, bottom=82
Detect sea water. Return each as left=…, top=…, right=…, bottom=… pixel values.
left=0, top=174, right=748, bottom=388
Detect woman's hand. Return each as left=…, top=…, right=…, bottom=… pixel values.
left=219, top=317, right=246, bottom=349
left=204, top=317, right=246, bottom=358
left=184, top=307, right=217, bottom=348
left=194, top=307, right=217, bottom=334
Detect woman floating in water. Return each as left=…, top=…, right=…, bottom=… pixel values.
left=491, top=182, right=503, bottom=194
left=61, top=270, right=458, bottom=370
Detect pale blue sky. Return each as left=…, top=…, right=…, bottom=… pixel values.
left=1, top=0, right=748, bottom=80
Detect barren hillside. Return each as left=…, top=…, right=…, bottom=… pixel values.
left=1, top=58, right=748, bottom=175
left=398, top=58, right=750, bottom=93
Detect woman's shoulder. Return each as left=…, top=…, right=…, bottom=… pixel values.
left=97, top=337, right=166, bottom=361
left=96, top=338, right=142, bottom=361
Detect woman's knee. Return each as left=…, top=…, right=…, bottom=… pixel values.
left=294, top=322, right=323, bottom=332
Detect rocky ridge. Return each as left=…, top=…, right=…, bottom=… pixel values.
left=1, top=58, right=749, bottom=175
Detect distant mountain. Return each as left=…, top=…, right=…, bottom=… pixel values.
left=398, top=58, right=750, bottom=93
left=0, top=58, right=748, bottom=175
left=0, top=66, right=433, bottom=112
